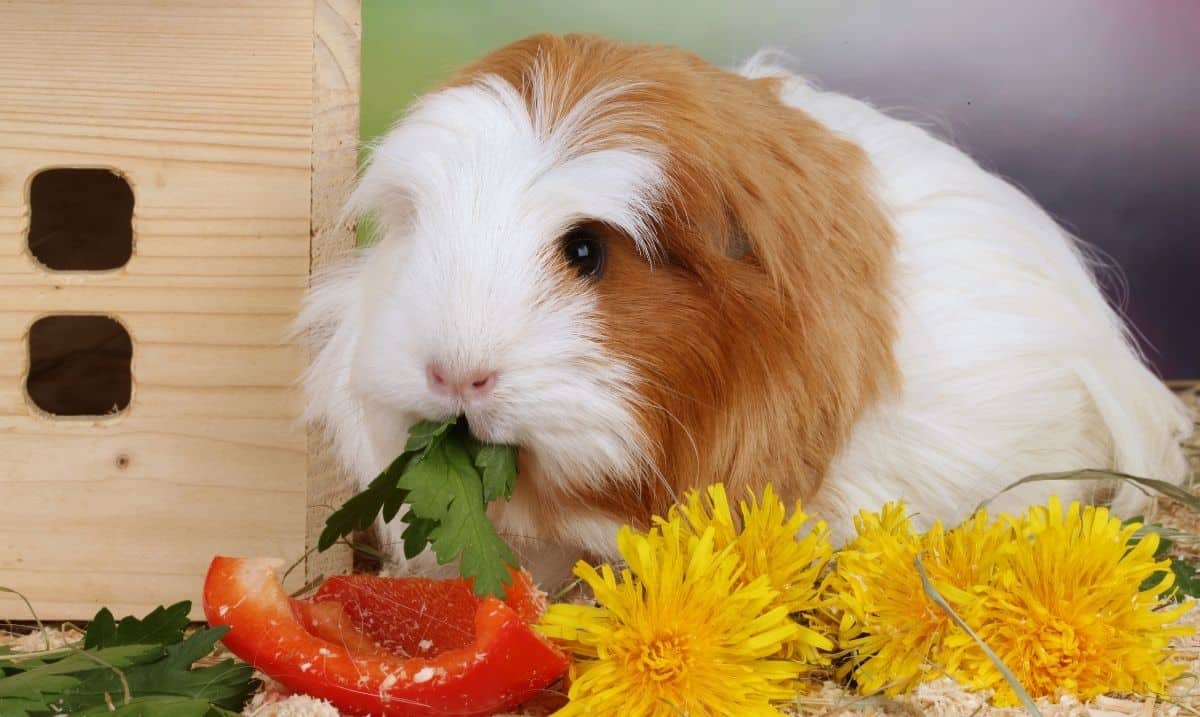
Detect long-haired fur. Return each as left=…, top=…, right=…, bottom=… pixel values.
left=296, top=34, right=1191, bottom=575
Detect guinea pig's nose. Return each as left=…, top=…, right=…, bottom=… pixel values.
left=426, top=363, right=498, bottom=400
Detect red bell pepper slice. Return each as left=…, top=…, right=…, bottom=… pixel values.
left=203, top=556, right=569, bottom=717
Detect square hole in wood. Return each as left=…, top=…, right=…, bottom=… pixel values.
left=27, top=315, right=132, bottom=417
left=28, top=168, right=133, bottom=271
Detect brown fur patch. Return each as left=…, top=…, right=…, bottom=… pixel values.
left=450, top=34, right=898, bottom=537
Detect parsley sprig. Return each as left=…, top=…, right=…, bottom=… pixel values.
left=0, top=601, right=257, bottom=716
left=318, top=417, right=520, bottom=598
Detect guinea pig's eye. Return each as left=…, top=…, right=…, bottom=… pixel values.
left=561, top=226, right=606, bottom=279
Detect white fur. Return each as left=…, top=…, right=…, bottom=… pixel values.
left=739, top=53, right=1192, bottom=541
left=299, top=48, right=1191, bottom=576
left=295, top=74, right=666, bottom=562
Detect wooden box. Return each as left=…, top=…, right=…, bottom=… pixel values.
left=0, top=0, right=360, bottom=619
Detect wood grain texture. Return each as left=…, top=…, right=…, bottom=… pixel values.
left=306, top=0, right=361, bottom=583
left=0, top=0, right=360, bottom=619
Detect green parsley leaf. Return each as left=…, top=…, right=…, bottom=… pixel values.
left=476, top=443, right=518, bottom=502
left=317, top=460, right=407, bottom=552
left=0, top=602, right=258, bottom=717
left=405, top=418, right=457, bottom=452
left=317, top=416, right=521, bottom=598
left=62, top=628, right=254, bottom=712
left=398, top=428, right=517, bottom=597
left=70, top=695, right=241, bottom=717
left=0, top=644, right=163, bottom=713
left=84, top=602, right=190, bottom=650
left=401, top=516, right=439, bottom=560
left=316, top=419, right=458, bottom=552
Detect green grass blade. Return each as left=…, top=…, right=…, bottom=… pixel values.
left=914, top=556, right=1041, bottom=717
left=975, top=469, right=1200, bottom=514
left=0, top=586, right=51, bottom=652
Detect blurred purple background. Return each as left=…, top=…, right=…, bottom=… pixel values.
left=757, top=2, right=1199, bottom=380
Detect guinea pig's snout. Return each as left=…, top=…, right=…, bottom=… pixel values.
left=426, top=362, right=498, bottom=401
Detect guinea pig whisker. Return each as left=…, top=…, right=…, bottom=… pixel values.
left=638, top=364, right=718, bottom=412
left=627, top=388, right=700, bottom=504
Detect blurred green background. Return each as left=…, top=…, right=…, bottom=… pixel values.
left=360, top=0, right=785, bottom=145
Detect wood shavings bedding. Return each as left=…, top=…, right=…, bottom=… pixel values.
left=242, top=680, right=340, bottom=717
left=0, top=625, right=82, bottom=653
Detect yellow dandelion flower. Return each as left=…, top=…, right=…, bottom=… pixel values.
left=956, top=496, right=1194, bottom=706
left=537, top=516, right=802, bottom=717
left=664, top=483, right=835, bottom=667
left=832, top=502, right=1010, bottom=696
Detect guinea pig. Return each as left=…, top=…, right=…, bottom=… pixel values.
left=296, top=33, right=1192, bottom=582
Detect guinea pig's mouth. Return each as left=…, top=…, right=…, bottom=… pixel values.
left=458, top=409, right=514, bottom=447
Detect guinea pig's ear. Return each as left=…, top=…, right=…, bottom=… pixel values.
left=688, top=209, right=752, bottom=263
left=341, top=132, right=417, bottom=245
left=708, top=89, right=894, bottom=312
left=721, top=215, right=753, bottom=261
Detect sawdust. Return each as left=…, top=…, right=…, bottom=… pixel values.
left=242, top=680, right=340, bottom=717
left=0, top=624, right=82, bottom=653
